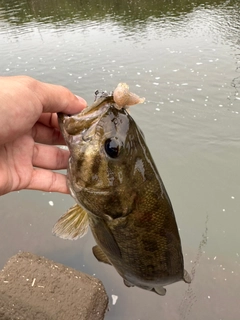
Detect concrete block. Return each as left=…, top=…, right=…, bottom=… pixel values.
left=0, top=252, right=108, bottom=320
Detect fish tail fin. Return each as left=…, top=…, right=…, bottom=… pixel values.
left=52, top=203, right=89, bottom=240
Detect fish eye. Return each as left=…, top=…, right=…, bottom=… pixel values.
left=104, top=138, right=121, bottom=158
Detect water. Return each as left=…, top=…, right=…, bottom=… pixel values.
left=0, top=0, right=240, bottom=319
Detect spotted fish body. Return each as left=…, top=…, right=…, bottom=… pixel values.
left=54, top=85, right=190, bottom=295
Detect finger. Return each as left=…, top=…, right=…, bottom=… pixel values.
left=27, top=168, right=70, bottom=194
left=33, top=144, right=70, bottom=170
left=35, top=81, right=87, bottom=114
left=38, top=113, right=59, bottom=129
left=32, top=123, right=66, bottom=145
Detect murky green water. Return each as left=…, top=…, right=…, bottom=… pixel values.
left=0, top=0, right=240, bottom=319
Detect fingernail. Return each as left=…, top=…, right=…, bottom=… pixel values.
left=75, top=95, right=87, bottom=108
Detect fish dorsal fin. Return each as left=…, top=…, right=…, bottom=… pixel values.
left=52, top=204, right=89, bottom=240
left=92, top=245, right=112, bottom=265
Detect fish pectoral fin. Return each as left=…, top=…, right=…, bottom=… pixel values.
left=123, top=279, right=134, bottom=288
left=52, top=203, right=89, bottom=240
left=153, top=286, right=166, bottom=296
left=92, top=245, right=112, bottom=265
left=183, top=269, right=191, bottom=284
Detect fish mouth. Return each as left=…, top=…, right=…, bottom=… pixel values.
left=57, top=112, right=68, bottom=124
left=58, top=95, right=115, bottom=137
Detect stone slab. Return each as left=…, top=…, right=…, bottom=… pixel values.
left=0, top=252, right=108, bottom=320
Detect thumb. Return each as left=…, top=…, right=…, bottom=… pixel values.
left=36, top=81, right=87, bottom=114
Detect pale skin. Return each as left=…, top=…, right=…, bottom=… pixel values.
left=0, top=75, right=87, bottom=196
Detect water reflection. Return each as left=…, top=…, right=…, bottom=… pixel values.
left=0, top=0, right=239, bottom=25
left=0, top=0, right=239, bottom=53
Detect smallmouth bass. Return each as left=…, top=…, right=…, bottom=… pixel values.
left=53, top=83, right=191, bottom=295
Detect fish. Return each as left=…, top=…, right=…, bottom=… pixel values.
left=53, top=83, right=191, bottom=295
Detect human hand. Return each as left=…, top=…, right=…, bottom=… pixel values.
left=0, top=76, right=87, bottom=196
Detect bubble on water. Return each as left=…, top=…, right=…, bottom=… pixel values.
left=49, top=201, right=54, bottom=206
left=153, top=82, right=159, bottom=85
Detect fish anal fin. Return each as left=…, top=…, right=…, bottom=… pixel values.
left=183, top=269, right=192, bottom=283
left=92, top=245, right=112, bottom=265
left=153, top=286, right=166, bottom=296
left=123, top=279, right=134, bottom=288
left=52, top=203, right=89, bottom=240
